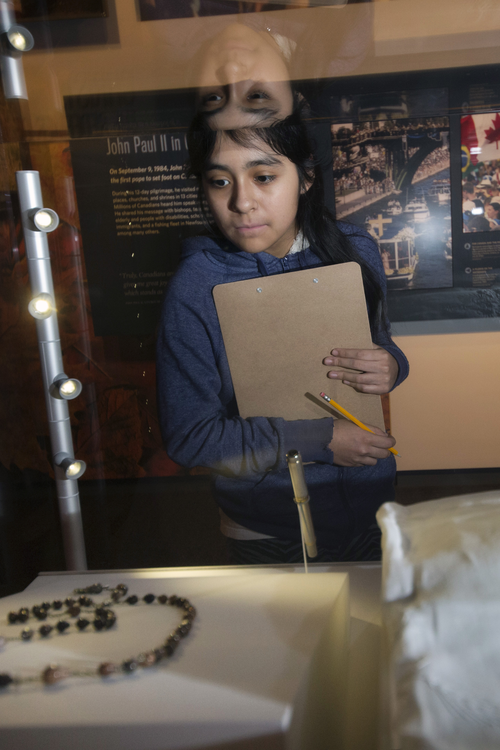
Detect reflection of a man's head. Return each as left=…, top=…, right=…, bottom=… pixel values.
left=196, top=24, right=294, bottom=129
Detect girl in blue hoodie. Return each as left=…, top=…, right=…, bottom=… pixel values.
left=156, top=113, right=408, bottom=563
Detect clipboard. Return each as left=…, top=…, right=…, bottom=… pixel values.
left=213, top=262, right=385, bottom=431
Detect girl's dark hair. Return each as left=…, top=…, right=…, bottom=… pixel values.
left=186, top=107, right=389, bottom=336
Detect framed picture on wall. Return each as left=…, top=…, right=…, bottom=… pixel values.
left=13, top=0, right=108, bottom=21
left=137, top=0, right=368, bottom=22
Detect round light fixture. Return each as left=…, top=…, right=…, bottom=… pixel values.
left=32, top=208, right=59, bottom=233
left=28, top=292, right=54, bottom=320
left=55, top=454, right=87, bottom=480
left=6, top=25, right=34, bottom=53
left=53, top=376, right=83, bottom=400
left=65, top=460, right=85, bottom=479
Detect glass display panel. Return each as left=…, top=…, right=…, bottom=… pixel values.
left=1, top=0, right=500, bottom=589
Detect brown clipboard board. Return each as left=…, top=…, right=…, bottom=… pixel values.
left=213, top=262, right=385, bottom=431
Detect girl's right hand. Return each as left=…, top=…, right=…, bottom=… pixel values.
left=328, top=420, right=396, bottom=467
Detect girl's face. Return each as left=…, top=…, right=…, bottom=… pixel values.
left=202, top=134, right=300, bottom=258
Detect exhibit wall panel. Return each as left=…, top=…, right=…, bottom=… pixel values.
left=390, top=331, right=500, bottom=471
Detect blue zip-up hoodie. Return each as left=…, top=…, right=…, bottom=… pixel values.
left=156, top=225, right=409, bottom=549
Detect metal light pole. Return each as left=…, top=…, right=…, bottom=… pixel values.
left=0, top=0, right=34, bottom=100
left=17, top=170, right=88, bottom=570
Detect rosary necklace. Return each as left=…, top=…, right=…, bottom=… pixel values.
left=0, top=583, right=196, bottom=688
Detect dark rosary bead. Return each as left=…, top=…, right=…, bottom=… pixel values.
left=165, top=635, right=180, bottom=656
left=67, top=605, right=81, bottom=618
left=41, top=602, right=51, bottom=611
left=157, top=595, right=168, bottom=605
left=154, top=647, right=166, bottom=662
left=168, top=595, right=178, bottom=605
left=64, top=597, right=75, bottom=607
left=122, top=659, right=138, bottom=673
left=178, top=622, right=192, bottom=637
left=78, top=595, right=93, bottom=608
left=18, top=608, right=30, bottom=623
left=76, top=618, right=90, bottom=630
left=125, top=595, right=138, bottom=605
left=138, top=651, right=156, bottom=667
left=21, top=628, right=34, bottom=640
left=105, top=615, right=116, bottom=629
left=0, top=673, right=13, bottom=688
left=98, top=662, right=116, bottom=676
left=8, top=612, right=19, bottom=624
left=111, top=583, right=128, bottom=601
left=83, top=584, right=103, bottom=595
left=93, top=618, right=105, bottom=631
left=143, top=594, right=155, bottom=604
left=52, top=600, right=63, bottom=610
left=34, top=609, right=48, bottom=621
left=56, top=620, right=70, bottom=633
left=94, top=607, right=108, bottom=618
left=39, top=624, right=53, bottom=637
left=43, top=665, right=69, bottom=685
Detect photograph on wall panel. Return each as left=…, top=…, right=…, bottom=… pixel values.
left=329, top=87, right=451, bottom=292
left=322, top=67, right=500, bottom=321
left=460, top=111, right=500, bottom=292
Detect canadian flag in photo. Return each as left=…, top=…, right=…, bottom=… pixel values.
left=461, top=112, right=500, bottom=163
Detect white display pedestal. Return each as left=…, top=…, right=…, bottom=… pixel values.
left=0, top=564, right=382, bottom=750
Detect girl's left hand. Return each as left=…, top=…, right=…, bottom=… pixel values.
left=323, top=346, right=398, bottom=394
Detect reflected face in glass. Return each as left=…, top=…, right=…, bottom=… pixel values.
left=202, top=133, right=300, bottom=258
left=197, top=24, right=294, bottom=129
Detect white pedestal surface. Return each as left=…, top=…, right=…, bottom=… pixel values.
left=0, top=568, right=353, bottom=750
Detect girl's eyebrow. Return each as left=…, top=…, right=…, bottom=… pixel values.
left=205, top=155, right=283, bottom=172
left=246, top=156, right=283, bottom=169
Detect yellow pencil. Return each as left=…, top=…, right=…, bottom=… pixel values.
left=319, top=392, right=401, bottom=457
